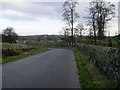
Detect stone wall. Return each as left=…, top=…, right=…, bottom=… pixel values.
left=78, top=44, right=120, bottom=87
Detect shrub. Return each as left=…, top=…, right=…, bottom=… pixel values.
left=2, top=48, right=19, bottom=57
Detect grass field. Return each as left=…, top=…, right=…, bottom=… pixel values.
left=73, top=47, right=117, bottom=88
left=76, top=38, right=119, bottom=48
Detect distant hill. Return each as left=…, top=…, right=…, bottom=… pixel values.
left=18, top=35, right=64, bottom=43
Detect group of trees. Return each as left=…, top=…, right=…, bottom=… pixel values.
left=2, top=27, right=18, bottom=43
left=1, top=0, right=116, bottom=46
left=86, top=0, right=115, bottom=44
left=62, top=0, right=116, bottom=45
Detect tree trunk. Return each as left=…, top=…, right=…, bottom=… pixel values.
left=71, top=8, right=74, bottom=46
left=93, top=21, right=97, bottom=45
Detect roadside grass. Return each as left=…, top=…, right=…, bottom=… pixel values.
left=73, top=47, right=116, bottom=88
left=2, top=47, right=48, bottom=64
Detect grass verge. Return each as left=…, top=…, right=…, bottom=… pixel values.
left=2, top=47, right=48, bottom=64
left=72, top=47, right=116, bottom=88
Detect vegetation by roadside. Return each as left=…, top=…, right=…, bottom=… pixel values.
left=2, top=43, right=48, bottom=64
left=76, top=37, right=119, bottom=48
left=72, top=47, right=117, bottom=88
left=1, top=42, right=69, bottom=64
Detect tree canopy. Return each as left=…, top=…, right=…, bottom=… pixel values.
left=2, top=27, right=18, bottom=43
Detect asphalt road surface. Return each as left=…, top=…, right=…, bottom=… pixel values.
left=2, top=49, right=80, bottom=88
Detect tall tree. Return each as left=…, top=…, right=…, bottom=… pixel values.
left=86, top=0, right=115, bottom=44
left=2, top=27, right=18, bottom=43
left=87, top=1, right=97, bottom=44
left=95, top=0, right=115, bottom=40
left=62, top=0, right=79, bottom=45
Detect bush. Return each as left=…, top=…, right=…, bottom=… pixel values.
left=2, top=48, right=34, bottom=58
left=2, top=48, right=19, bottom=57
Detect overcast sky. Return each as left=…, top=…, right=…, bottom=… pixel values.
left=0, top=0, right=119, bottom=36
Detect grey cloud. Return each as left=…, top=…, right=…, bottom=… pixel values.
left=1, top=2, right=62, bottom=21
left=1, top=10, right=39, bottom=21
left=1, top=1, right=118, bottom=24
left=0, top=2, right=91, bottom=23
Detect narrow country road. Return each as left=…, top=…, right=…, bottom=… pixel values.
left=2, top=49, right=80, bottom=88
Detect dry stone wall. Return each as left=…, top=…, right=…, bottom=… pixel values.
left=78, top=44, right=120, bottom=87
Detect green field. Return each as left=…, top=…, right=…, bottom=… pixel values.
left=75, top=37, right=119, bottom=48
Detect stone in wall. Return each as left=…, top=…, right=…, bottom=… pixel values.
left=78, top=44, right=120, bottom=87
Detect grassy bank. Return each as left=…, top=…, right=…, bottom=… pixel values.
left=2, top=47, right=48, bottom=64
left=73, top=47, right=116, bottom=88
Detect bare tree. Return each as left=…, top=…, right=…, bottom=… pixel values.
left=88, top=27, right=94, bottom=36
left=63, top=27, right=70, bottom=37
left=76, top=24, right=84, bottom=37
left=62, top=0, right=79, bottom=45
left=85, top=1, right=98, bottom=44
left=95, top=0, right=115, bottom=40
left=86, top=0, right=115, bottom=44
left=74, top=28, right=79, bottom=36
